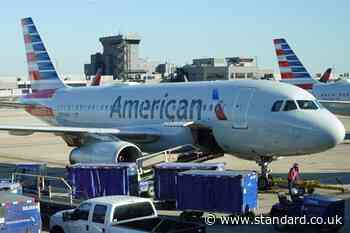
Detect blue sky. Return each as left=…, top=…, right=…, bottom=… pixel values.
left=1, top=0, right=349, bottom=77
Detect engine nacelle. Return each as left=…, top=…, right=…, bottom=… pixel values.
left=69, top=141, right=142, bottom=164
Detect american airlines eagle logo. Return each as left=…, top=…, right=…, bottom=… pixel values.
left=215, top=102, right=227, bottom=120
left=212, top=89, right=227, bottom=121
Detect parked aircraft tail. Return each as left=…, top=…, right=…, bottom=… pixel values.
left=273, top=38, right=317, bottom=90
left=21, top=17, right=66, bottom=97
left=319, top=68, right=332, bottom=83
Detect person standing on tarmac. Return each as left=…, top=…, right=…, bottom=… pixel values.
left=287, top=163, right=300, bottom=196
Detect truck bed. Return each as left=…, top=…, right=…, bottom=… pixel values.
left=116, top=217, right=205, bottom=233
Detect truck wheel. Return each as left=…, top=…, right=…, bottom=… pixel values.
left=50, top=226, right=64, bottom=233
left=180, top=211, right=203, bottom=222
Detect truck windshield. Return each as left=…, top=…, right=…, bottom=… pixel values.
left=113, top=202, right=155, bottom=222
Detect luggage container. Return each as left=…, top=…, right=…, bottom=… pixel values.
left=0, top=191, right=41, bottom=233
left=153, top=162, right=225, bottom=201
left=303, top=194, right=345, bottom=221
left=67, top=163, right=138, bottom=199
left=271, top=193, right=345, bottom=232
left=176, top=170, right=257, bottom=215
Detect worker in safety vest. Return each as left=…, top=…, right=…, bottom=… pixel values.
left=287, top=163, right=300, bottom=196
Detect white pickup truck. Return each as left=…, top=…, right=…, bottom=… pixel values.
left=50, top=196, right=205, bottom=233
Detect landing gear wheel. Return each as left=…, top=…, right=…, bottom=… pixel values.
left=257, top=156, right=274, bottom=190
left=180, top=211, right=203, bottom=222
left=258, top=176, right=269, bottom=190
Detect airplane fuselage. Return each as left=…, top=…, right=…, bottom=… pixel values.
left=312, top=81, right=350, bottom=101
left=21, top=80, right=345, bottom=162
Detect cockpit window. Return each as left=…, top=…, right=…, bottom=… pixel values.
left=283, top=100, right=298, bottom=111
left=271, top=100, right=283, bottom=112
left=315, top=100, right=324, bottom=109
left=297, top=100, right=319, bottom=110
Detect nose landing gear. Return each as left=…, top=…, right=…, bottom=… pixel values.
left=257, top=156, right=274, bottom=190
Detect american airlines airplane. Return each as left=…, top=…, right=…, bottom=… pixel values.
left=0, top=18, right=345, bottom=183
left=274, top=38, right=350, bottom=116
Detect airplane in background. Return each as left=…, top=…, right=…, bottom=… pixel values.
left=319, top=68, right=332, bottom=83
left=274, top=38, right=350, bottom=116
left=0, top=18, right=345, bottom=185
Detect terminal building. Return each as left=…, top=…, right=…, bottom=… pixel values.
left=155, top=63, right=177, bottom=78
left=84, top=34, right=153, bottom=81
left=181, top=57, right=274, bottom=81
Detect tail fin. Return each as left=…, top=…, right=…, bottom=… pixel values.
left=91, top=68, right=103, bottom=86
left=273, top=38, right=316, bottom=90
left=319, top=68, right=332, bottom=83
left=21, top=17, right=66, bottom=96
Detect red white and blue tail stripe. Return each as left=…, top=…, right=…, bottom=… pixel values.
left=21, top=17, right=65, bottom=97
left=273, top=38, right=316, bottom=90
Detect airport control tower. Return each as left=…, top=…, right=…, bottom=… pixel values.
left=85, top=33, right=146, bottom=80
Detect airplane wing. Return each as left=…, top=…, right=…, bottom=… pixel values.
left=0, top=125, right=120, bottom=135
left=319, top=100, right=350, bottom=117
left=0, top=101, right=31, bottom=109
left=164, top=121, right=211, bottom=129
left=0, top=125, right=160, bottom=143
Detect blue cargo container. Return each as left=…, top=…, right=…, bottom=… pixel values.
left=0, top=191, right=41, bottom=233
left=153, top=162, right=225, bottom=201
left=304, top=195, right=345, bottom=221
left=176, top=170, right=257, bottom=214
left=67, top=163, right=138, bottom=199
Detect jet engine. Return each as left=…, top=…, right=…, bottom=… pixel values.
left=69, top=141, right=142, bottom=164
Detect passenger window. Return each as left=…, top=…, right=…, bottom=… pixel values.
left=283, top=100, right=297, bottom=111
left=92, top=205, right=107, bottom=224
left=271, top=100, right=283, bottom=112
left=75, top=203, right=91, bottom=221
left=297, top=100, right=318, bottom=110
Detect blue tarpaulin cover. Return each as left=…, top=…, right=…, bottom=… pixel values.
left=153, top=162, right=225, bottom=201
left=176, top=170, right=257, bottom=214
left=67, top=163, right=138, bottom=199
left=303, top=195, right=345, bottom=220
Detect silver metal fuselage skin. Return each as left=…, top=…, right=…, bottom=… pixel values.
left=312, top=81, right=350, bottom=116
left=22, top=80, right=345, bottom=162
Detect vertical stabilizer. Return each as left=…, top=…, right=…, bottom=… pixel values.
left=21, top=17, right=66, bottom=96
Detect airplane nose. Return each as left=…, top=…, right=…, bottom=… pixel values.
left=316, top=112, right=345, bottom=149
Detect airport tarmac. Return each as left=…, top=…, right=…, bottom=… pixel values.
left=0, top=109, right=349, bottom=232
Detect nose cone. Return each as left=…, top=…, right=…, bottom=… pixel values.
left=313, top=111, right=345, bottom=151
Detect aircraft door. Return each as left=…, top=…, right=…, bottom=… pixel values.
left=232, top=88, right=255, bottom=129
